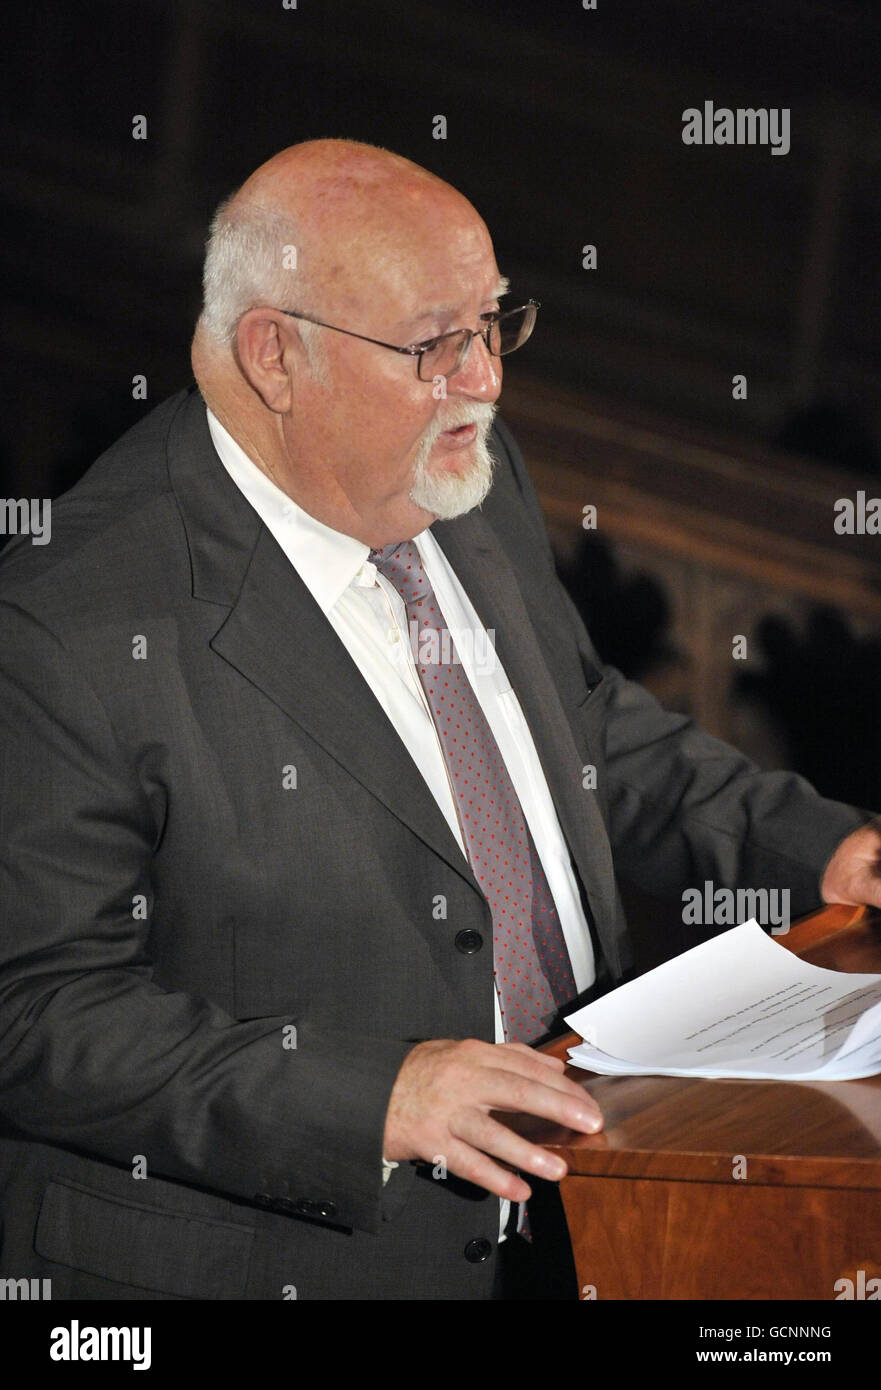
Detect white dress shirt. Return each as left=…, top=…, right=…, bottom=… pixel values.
left=206, top=407, right=595, bottom=1240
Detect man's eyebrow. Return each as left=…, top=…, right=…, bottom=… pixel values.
left=399, top=276, right=511, bottom=334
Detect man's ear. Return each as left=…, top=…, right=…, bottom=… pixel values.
left=235, top=309, right=307, bottom=412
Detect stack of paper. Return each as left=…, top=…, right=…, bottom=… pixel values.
left=565, top=920, right=881, bottom=1081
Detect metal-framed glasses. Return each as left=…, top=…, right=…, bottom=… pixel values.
left=275, top=299, right=540, bottom=380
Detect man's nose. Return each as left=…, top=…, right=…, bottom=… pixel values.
left=448, top=332, right=502, bottom=401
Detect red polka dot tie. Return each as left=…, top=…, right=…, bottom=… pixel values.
left=370, top=541, right=577, bottom=1043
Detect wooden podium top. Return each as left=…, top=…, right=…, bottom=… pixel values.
left=529, top=903, right=881, bottom=1191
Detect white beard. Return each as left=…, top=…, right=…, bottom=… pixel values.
left=408, top=401, right=498, bottom=520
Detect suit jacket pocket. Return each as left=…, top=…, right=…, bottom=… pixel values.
left=576, top=660, right=605, bottom=707
left=574, top=666, right=606, bottom=745
left=35, top=1178, right=256, bottom=1299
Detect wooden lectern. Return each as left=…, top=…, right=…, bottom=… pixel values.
left=532, top=903, right=881, bottom=1299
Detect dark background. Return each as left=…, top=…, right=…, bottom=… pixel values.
left=2, top=0, right=881, bottom=840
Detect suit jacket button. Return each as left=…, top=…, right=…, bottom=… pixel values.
left=455, top=929, right=483, bottom=955
left=253, top=1192, right=274, bottom=1207
left=294, top=1198, right=337, bottom=1219
left=274, top=1197, right=299, bottom=1215
left=464, top=1237, right=493, bottom=1263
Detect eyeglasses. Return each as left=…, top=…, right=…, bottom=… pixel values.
left=273, top=299, right=540, bottom=381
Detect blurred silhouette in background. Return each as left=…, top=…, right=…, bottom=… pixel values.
left=735, top=607, right=881, bottom=810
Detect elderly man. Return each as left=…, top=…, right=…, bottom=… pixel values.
left=0, top=139, right=877, bottom=1302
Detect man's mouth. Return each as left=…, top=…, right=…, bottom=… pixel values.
left=435, top=422, right=478, bottom=450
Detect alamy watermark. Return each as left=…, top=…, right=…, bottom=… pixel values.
left=0, top=498, right=51, bottom=545
left=682, top=102, right=790, bottom=156
left=50, top=1321, right=151, bottom=1370
left=834, top=491, right=881, bottom=534
left=408, top=620, right=497, bottom=675
left=0, top=1276, right=52, bottom=1300
left=682, top=880, right=791, bottom=935
left=384, top=619, right=498, bottom=678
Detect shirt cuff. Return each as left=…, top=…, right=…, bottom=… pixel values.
left=381, top=1156, right=399, bottom=1186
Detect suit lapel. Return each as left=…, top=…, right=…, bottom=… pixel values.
left=212, top=525, right=479, bottom=887
left=167, top=388, right=476, bottom=891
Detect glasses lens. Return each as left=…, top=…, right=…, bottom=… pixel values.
left=417, top=331, right=470, bottom=381
left=489, top=303, right=538, bottom=357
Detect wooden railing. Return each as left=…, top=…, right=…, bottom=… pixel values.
left=501, top=373, right=881, bottom=745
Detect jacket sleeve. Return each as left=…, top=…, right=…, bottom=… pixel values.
left=0, top=599, right=415, bottom=1234
left=565, top=605, right=870, bottom=915
left=495, top=415, right=873, bottom=914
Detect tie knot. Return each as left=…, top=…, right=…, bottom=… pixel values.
left=368, top=542, right=404, bottom=567
left=369, top=540, right=430, bottom=604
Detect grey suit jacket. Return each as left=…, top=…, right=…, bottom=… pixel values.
left=0, top=386, right=866, bottom=1299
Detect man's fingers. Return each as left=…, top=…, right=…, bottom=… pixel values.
left=450, top=1041, right=603, bottom=1126
left=503, top=1041, right=566, bottom=1070
left=382, top=1037, right=602, bottom=1170
left=480, top=1067, right=603, bottom=1132
left=455, top=1110, right=568, bottom=1182
left=505, top=1059, right=602, bottom=1108
left=444, top=1136, right=532, bottom=1203
left=490, top=1043, right=599, bottom=1102
left=483, top=1048, right=604, bottom=1122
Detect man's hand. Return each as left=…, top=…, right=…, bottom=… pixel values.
left=382, top=1038, right=603, bottom=1202
left=821, top=818, right=881, bottom=908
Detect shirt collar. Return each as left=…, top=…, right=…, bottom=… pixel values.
left=206, top=405, right=382, bottom=614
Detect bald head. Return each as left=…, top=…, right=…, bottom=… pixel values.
left=198, top=140, right=490, bottom=344
left=241, top=136, right=447, bottom=203
left=240, top=139, right=475, bottom=293
left=239, top=138, right=454, bottom=221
